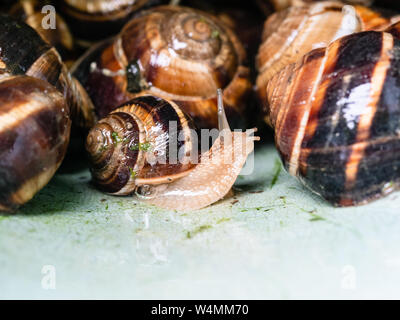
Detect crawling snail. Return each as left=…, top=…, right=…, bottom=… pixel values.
left=256, top=1, right=397, bottom=105
left=0, top=15, right=95, bottom=212
left=73, top=5, right=252, bottom=130
left=58, top=0, right=165, bottom=45
left=9, top=0, right=75, bottom=64
left=86, top=91, right=259, bottom=211
left=266, top=29, right=400, bottom=206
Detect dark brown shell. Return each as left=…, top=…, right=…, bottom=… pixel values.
left=0, top=75, right=71, bottom=212
left=86, top=95, right=196, bottom=195
left=267, top=30, right=400, bottom=206
left=73, top=5, right=251, bottom=130
left=256, top=1, right=394, bottom=106
left=0, top=14, right=95, bottom=129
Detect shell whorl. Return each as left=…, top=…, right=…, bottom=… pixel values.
left=86, top=95, right=196, bottom=195
left=120, top=6, right=243, bottom=99
left=74, top=5, right=251, bottom=129
left=0, top=75, right=71, bottom=212
left=268, top=30, right=400, bottom=206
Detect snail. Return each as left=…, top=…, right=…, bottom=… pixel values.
left=266, top=30, right=400, bottom=206
left=86, top=91, right=259, bottom=211
left=73, top=5, right=252, bottom=130
left=58, top=0, right=164, bottom=45
left=0, top=14, right=95, bottom=129
left=0, top=15, right=95, bottom=211
left=256, top=0, right=394, bottom=105
left=9, top=0, right=75, bottom=64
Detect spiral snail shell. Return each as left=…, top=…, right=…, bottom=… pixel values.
left=86, top=91, right=258, bottom=211
left=256, top=1, right=395, bottom=104
left=73, top=5, right=251, bottom=130
left=266, top=30, right=400, bottom=206
left=86, top=95, right=196, bottom=195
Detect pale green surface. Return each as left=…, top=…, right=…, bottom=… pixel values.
left=1, top=145, right=400, bottom=299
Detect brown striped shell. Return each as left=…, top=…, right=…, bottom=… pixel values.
left=73, top=5, right=251, bottom=130
left=9, top=0, right=75, bottom=63
left=0, top=15, right=95, bottom=212
left=0, top=14, right=95, bottom=129
left=256, top=1, right=394, bottom=105
left=86, top=93, right=259, bottom=211
left=59, top=0, right=156, bottom=44
left=0, top=76, right=71, bottom=212
left=86, top=95, right=196, bottom=195
left=266, top=30, right=400, bottom=206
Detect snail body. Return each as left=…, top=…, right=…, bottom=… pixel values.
left=73, top=5, right=251, bottom=130
left=267, top=30, right=400, bottom=206
left=256, top=1, right=395, bottom=105
left=86, top=92, right=258, bottom=211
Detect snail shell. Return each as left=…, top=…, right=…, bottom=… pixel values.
left=267, top=30, right=400, bottom=206
left=59, top=0, right=158, bottom=44
left=0, top=75, right=71, bottom=212
left=9, top=0, right=75, bottom=63
left=256, top=1, right=394, bottom=105
left=0, top=14, right=95, bottom=129
left=86, top=92, right=258, bottom=211
left=73, top=5, right=251, bottom=130
left=86, top=95, right=196, bottom=195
